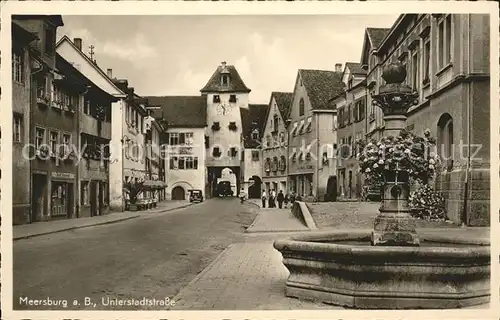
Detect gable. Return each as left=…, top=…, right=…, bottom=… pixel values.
left=56, top=36, right=125, bottom=97
left=262, top=96, right=286, bottom=137
left=287, top=71, right=311, bottom=121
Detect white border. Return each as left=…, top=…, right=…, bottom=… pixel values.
left=1, top=1, right=499, bottom=320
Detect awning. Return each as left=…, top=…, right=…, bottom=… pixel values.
left=144, top=180, right=167, bottom=189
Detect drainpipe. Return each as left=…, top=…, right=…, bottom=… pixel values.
left=462, top=14, right=472, bottom=227
left=29, top=60, right=44, bottom=223
left=316, top=112, right=320, bottom=202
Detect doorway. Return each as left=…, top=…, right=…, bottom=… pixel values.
left=172, top=186, right=185, bottom=200
left=90, top=181, right=97, bottom=217
left=248, top=176, right=262, bottom=199
left=31, top=174, right=47, bottom=222
left=326, top=176, right=337, bottom=202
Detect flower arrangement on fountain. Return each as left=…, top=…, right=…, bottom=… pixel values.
left=358, top=128, right=440, bottom=185
left=408, top=183, right=446, bottom=221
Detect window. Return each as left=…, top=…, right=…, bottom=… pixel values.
left=35, top=127, right=46, bottom=149
left=273, top=115, right=279, bottom=132
left=44, top=28, right=55, bottom=55
left=221, top=75, right=229, bottom=86
left=212, top=147, right=221, bottom=157
left=299, top=98, right=305, bottom=116
left=81, top=181, right=89, bottom=205
left=411, top=51, right=420, bottom=92
left=251, top=150, right=259, bottom=161
left=306, top=117, right=312, bottom=132
left=169, top=133, right=179, bottom=145
left=63, top=133, right=71, bottom=146
left=12, top=51, right=23, bottom=83
left=251, top=129, right=259, bottom=140
left=229, top=95, right=237, bottom=103
left=185, top=132, right=194, bottom=145
left=438, top=15, right=452, bottom=69
left=178, top=157, right=185, bottom=169
left=13, top=114, right=22, bottom=143
left=229, top=147, right=238, bottom=158
left=348, top=78, right=353, bottom=89
left=84, top=97, right=91, bottom=115
left=332, top=114, right=337, bottom=130
left=423, top=39, right=431, bottom=82
left=438, top=114, right=454, bottom=171
left=213, top=95, right=220, bottom=103
left=50, top=131, right=59, bottom=154
left=170, top=156, right=179, bottom=170
left=185, top=156, right=198, bottom=169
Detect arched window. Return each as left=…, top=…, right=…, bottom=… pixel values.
left=299, top=98, right=305, bottom=116
left=437, top=113, right=454, bottom=171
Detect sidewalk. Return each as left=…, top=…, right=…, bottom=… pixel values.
left=13, top=200, right=194, bottom=241
left=246, top=208, right=309, bottom=233
left=171, top=227, right=489, bottom=310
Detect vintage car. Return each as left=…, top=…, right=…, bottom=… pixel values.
left=217, top=181, right=234, bottom=197
left=189, top=189, right=204, bottom=203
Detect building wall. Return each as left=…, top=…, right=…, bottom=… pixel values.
left=109, top=100, right=126, bottom=211
left=372, top=14, right=490, bottom=225
left=205, top=92, right=248, bottom=168
left=165, top=127, right=206, bottom=200
left=336, top=74, right=367, bottom=199
left=315, top=110, right=338, bottom=200
left=12, top=39, right=32, bottom=224
left=288, top=74, right=317, bottom=199
left=262, top=96, right=288, bottom=191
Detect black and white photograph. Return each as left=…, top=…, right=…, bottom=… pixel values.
left=1, top=1, right=498, bottom=318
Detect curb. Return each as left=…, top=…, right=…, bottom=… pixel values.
left=13, top=215, right=140, bottom=241
left=298, top=202, right=318, bottom=230
left=13, top=203, right=196, bottom=241
left=171, top=243, right=235, bottom=309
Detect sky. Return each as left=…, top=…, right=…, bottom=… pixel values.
left=58, top=15, right=398, bottom=104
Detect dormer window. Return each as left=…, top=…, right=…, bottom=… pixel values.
left=221, top=75, right=229, bottom=86
left=251, top=129, right=259, bottom=140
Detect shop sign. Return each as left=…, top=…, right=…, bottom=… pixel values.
left=52, top=172, right=75, bottom=179
left=297, top=164, right=314, bottom=170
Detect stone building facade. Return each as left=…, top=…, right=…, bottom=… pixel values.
left=12, top=20, right=37, bottom=224
left=370, top=14, right=490, bottom=226
left=261, top=92, right=292, bottom=196
left=287, top=68, right=344, bottom=201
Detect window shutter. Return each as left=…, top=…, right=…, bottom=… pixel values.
left=194, top=157, right=198, bottom=169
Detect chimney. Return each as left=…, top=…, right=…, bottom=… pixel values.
left=107, top=68, right=113, bottom=78
left=73, top=38, right=82, bottom=51
left=335, top=63, right=342, bottom=73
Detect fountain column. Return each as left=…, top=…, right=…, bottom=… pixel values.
left=370, top=62, right=420, bottom=246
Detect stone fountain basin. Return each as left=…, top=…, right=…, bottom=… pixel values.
left=273, top=231, right=490, bottom=309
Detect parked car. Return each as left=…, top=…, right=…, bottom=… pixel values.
left=217, top=181, right=234, bottom=197
left=189, top=189, right=204, bottom=203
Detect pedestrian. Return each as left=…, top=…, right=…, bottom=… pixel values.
left=239, top=188, right=246, bottom=204
left=284, top=193, right=289, bottom=209
left=271, top=189, right=277, bottom=208
left=261, top=190, right=267, bottom=208
left=277, top=190, right=284, bottom=209
left=290, top=191, right=296, bottom=206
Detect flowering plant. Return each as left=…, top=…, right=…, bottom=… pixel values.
left=358, top=129, right=440, bottom=185
left=408, top=183, right=446, bottom=221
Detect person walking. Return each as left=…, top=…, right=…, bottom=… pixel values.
left=261, top=190, right=267, bottom=208
left=289, top=191, right=296, bottom=206
left=239, top=188, right=246, bottom=204
left=284, top=192, right=290, bottom=209
left=277, top=190, right=285, bottom=209
left=270, top=189, right=277, bottom=208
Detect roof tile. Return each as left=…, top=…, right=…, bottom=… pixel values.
left=299, top=69, right=345, bottom=110
left=145, top=96, right=207, bottom=128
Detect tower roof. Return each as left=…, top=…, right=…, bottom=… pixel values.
left=200, top=62, right=251, bottom=93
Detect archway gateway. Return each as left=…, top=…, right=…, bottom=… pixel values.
left=171, top=186, right=185, bottom=200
